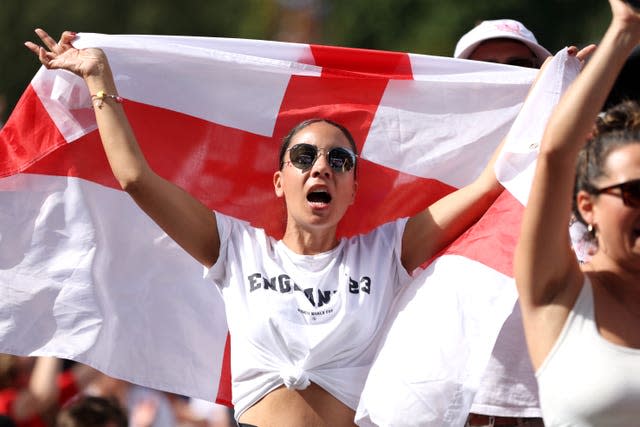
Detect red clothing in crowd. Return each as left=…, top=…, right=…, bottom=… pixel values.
left=0, top=370, right=78, bottom=427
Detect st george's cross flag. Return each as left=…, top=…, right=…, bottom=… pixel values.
left=0, top=32, right=578, bottom=425
left=356, top=50, right=580, bottom=427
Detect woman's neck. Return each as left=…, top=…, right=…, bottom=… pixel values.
left=281, top=224, right=340, bottom=255
left=587, top=252, right=640, bottom=293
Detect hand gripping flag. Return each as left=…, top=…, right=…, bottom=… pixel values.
left=0, top=34, right=574, bottom=422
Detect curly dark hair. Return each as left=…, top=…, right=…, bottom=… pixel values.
left=56, top=396, right=128, bottom=427
left=573, top=100, right=640, bottom=226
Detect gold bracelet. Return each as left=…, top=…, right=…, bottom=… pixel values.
left=91, top=90, right=124, bottom=109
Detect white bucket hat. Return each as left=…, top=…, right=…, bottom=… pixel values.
left=454, top=19, right=551, bottom=65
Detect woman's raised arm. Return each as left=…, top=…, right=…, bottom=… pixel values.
left=26, top=29, right=220, bottom=268
left=401, top=136, right=505, bottom=273
left=400, top=51, right=561, bottom=273
left=515, top=1, right=640, bottom=307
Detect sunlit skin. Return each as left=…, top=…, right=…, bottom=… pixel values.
left=240, top=383, right=357, bottom=427
left=469, top=39, right=538, bottom=66
left=273, top=121, right=357, bottom=255
left=578, top=143, right=640, bottom=274
left=574, top=144, right=640, bottom=353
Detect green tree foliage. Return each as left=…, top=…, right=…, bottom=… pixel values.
left=324, top=0, right=611, bottom=55
left=2, top=0, right=612, bottom=123
left=1, top=0, right=280, bottom=122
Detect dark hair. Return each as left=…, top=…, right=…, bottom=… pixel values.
left=277, top=118, right=358, bottom=172
left=572, top=100, right=640, bottom=225
left=56, top=396, right=128, bottom=427
left=604, top=46, right=640, bottom=110
left=0, top=415, right=16, bottom=427
left=0, top=355, right=18, bottom=389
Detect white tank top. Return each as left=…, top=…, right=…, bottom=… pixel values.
left=471, top=302, right=541, bottom=417
left=536, top=276, right=640, bottom=426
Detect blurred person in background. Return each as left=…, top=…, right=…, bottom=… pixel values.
left=56, top=395, right=127, bottom=427
left=0, top=355, right=98, bottom=427
left=84, top=374, right=176, bottom=427
left=455, top=19, right=550, bottom=69
left=0, top=415, right=16, bottom=427
left=186, top=398, right=235, bottom=427
left=454, top=18, right=551, bottom=427
left=82, top=372, right=231, bottom=427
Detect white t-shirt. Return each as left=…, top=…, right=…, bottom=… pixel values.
left=536, top=276, right=640, bottom=426
left=206, top=212, right=411, bottom=418
left=471, top=303, right=542, bottom=418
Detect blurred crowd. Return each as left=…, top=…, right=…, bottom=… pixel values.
left=0, top=355, right=233, bottom=427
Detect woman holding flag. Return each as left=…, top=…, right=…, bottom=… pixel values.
left=25, top=28, right=506, bottom=426
left=515, top=0, right=640, bottom=425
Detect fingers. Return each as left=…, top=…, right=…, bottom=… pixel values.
left=576, top=44, right=597, bottom=62
left=34, top=46, right=55, bottom=69
left=23, top=41, right=41, bottom=56
left=29, top=28, right=77, bottom=55
left=59, top=31, right=78, bottom=47
left=539, top=56, right=552, bottom=70
left=25, top=29, right=78, bottom=69
left=38, top=45, right=49, bottom=65
left=34, top=28, right=59, bottom=52
left=23, top=41, right=52, bottom=68
left=567, top=44, right=598, bottom=71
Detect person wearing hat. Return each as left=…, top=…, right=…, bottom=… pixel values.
left=455, top=19, right=551, bottom=68
left=456, top=18, right=549, bottom=427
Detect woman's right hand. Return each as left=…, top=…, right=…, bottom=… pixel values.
left=25, top=29, right=222, bottom=269
left=25, top=28, right=107, bottom=79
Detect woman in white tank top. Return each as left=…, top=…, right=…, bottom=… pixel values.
left=515, top=1, right=640, bottom=426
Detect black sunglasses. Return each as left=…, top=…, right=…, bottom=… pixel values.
left=592, top=178, right=640, bottom=208
left=286, top=143, right=356, bottom=173
left=489, top=57, right=538, bottom=69
left=505, top=57, right=538, bottom=68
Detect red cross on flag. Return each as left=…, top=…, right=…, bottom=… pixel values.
left=0, top=33, right=578, bottom=425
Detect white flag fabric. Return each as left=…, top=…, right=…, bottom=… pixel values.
left=355, top=49, right=580, bottom=427
left=495, top=48, right=581, bottom=205
left=0, top=34, right=574, bottom=421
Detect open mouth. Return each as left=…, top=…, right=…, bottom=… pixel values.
left=307, top=189, right=332, bottom=204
